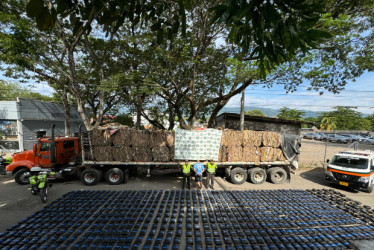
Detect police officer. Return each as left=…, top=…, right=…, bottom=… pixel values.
left=207, top=159, right=217, bottom=190
left=182, top=161, right=191, bottom=190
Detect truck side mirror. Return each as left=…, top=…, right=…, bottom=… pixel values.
left=33, top=144, right=37, bottom=155
left=326, top=159, right=330, bottom=163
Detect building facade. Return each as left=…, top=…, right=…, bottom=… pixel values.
left=0, top=98, right=82, bottom=152
left=215, top=113, right=311, bottom=135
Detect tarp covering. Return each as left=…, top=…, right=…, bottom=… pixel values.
left=174, top=129, right=222, bottom=160
left=281, top=134, right=302, bottom=170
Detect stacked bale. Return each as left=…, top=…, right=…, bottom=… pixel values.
left=90, top=128, right=114, bottom=161
left=90, top=126, right=175, bottom=162
left=219, top=129, right=286, bottom=162
left=89, top=125, right=286, bottom=163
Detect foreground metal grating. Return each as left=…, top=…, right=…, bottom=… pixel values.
left=1, top=189, right=374, bottom=249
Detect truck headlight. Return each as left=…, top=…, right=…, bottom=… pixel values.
left=358, top=176, right=369, bottom=183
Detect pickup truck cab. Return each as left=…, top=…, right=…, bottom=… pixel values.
left=325, top=151, right=374, bottom=193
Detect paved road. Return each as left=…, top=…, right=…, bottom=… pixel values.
left=1, top=167, right=373, bottom=232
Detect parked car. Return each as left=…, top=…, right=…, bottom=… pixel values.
left=318, top=133, right=330, bottom=142
left=303, top=133, right=321, bottom=140
left=339, top=134, right=363, bottom=142
left=327, top=134, right=349, bottom=143
left=362, top=136, right=374, bottom=145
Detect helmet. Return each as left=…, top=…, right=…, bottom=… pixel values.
left=30, top=167, right=42, bottom=172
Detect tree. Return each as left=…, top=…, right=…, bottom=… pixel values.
left=320, top=117, right=337, bottom=131
left=318, top=106, right=370, bottom=130
left=0, top=0, right=133, bottom=131
left=245, top=109, right=266, bottom=117
left=0, top=80, right=53, bottom=101
left=277, top=107, right=305, bottom=121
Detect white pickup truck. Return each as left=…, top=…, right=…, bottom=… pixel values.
left=325, top=150, right=374, bottom=193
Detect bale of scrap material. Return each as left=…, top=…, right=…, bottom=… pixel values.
left=227, top=146, right=243, bottom=162
left=242, top=130, right=255, bottom=147
left=112, top=127, right=132, bottom=146
left=113, top=146, right=132, bottom=162
left=152, top=147, right=170, bottom=162
left=93, top=146, right=113, bottom=161
left=149, top=131, right=167, bottom=148
left=131, top=130, right=150, bottom=147
left=91, top=128, right=112, bottom=146
left=169, top=147, right=175, bottom=161
left=225, top=130, right=242, bottom=147
left=262, top=131, right=281, bottom=147
left=218, top=146, right=228, bottom=162
left=253, top=131, right=263, bottom=147
left=260, top=147, right=275, bottom=162
left=273, top=148, right=286, bottom=161
left=220, top=131, right=228, bottom=147
left=242, top=146, right=260, bottom=162
left=165, top=130, right=175, bottom=147
left=131, top=146, right=152, bottom=162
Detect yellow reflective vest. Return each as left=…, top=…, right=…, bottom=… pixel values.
left=207, top=162, right=217, bottom=173
left=183, top=164, right=191, bottom=174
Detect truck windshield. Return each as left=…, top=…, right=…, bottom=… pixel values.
left=330, top=155, right=368, bottom=170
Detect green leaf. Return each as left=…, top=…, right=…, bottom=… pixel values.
left=56, top=1, right=68, bottom=14
left=73, top=21, right=83, bottom=35
left=26, top=0, right=44, bottom=18
left=36, top=7, right=51, bottom=30
left=157, top=28, right=164, bottom=44
left=151, top=22, right=161, bottom=31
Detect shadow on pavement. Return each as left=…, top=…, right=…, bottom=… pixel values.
left=299, top=168, right=358, bottom=193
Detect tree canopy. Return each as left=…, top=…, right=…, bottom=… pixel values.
left=244, top=109, right=266, bottom=117
left=0, top=0, right=373, bottom=130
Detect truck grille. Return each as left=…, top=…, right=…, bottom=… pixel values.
left=332, top=172, right=359, bottom=182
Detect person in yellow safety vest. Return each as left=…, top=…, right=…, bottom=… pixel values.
left=207, top=159, right=217, bottom=190
left=182, top=161, right=191, bottom=190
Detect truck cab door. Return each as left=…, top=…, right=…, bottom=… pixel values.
left=36, top=142, right=52, bottom=168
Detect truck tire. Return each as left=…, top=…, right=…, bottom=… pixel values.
left=249, top=167, right=266, bottom=184
left=15, top=168, right=30, bottom=185
left=366, top=181, right=373, bottom=193
left=269, top=167, right=287, bottom=184
left=106, top=168, right=124, bottom=185
left=230, top=168, right=247, bottom=185
left=81, top=168, right=102, bottom=186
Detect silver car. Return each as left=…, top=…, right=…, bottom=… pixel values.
left=327, top=134, right=349, bottom=143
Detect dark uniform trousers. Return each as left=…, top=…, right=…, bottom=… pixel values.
left=182, top=173, right=191, bottom=189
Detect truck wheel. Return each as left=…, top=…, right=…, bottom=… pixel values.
left=81, top=168, right=102, bottom=186
left=230, top=168, right=247, bottom=185
left=15, top=168, right=30, bottom=185
left=106, top=168, right=124, bottom=185
left=269, top=167, right=287, bottom=184
left=249, top=168, right=266, bottom=184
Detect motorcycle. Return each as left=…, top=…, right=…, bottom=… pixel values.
left=29, top=167, right=56, bottom=203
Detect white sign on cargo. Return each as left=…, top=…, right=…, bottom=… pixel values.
left=174, top=128, right=222, bottom=161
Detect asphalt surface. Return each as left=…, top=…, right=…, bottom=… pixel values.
left=1, top=167, right=373, bottom=233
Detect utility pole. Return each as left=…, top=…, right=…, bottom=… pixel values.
left=240, top=90, right=245, bottom=131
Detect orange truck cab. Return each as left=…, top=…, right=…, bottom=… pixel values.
left=6, top=136, right=81, bottom=185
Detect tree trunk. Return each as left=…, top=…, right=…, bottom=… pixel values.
left=207, top=99, right=229, bottom=128
left=136, top=93, right=145, bottom=129
left=62, top=86, right=71, bottom=136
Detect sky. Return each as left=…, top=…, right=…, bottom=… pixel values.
left=1, top=70, right=373, bottom=115
left=226, top=71, right=374, bottom=115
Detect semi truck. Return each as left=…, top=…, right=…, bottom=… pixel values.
left=5, top=125, right=300, bottom=186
